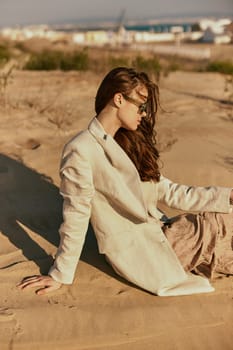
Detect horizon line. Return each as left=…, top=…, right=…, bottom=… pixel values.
left=1, top=11, right=233, bottom=30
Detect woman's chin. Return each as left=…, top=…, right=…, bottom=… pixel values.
left=122, top=125, right=138, bottom=131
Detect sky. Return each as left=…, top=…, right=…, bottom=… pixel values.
left=0, top=0, right=233, bottom=27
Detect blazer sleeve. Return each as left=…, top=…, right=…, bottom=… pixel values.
left=157, top=175, right=232, bottom=213
left=48, top=148, right=95, bottom=284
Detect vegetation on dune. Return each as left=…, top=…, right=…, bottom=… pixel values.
left=22, top=46, right=233, bottom=78
left=0, top=44, right=11, bottom=66
left=108, top=55, right=130, bottom=69
left=24, top=49, right=89, bottom=71
left=0, top=38, right=233, bottom=79
left=0, top=39, right=232, bottom=129
left=132, top=55, right=161, bottom=80
left=206, top=60, right=233, bottom=75
left=23, top=49, right=164, bottom=80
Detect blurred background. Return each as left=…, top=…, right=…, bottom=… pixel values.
left=0, top=0, right=232, bottom=76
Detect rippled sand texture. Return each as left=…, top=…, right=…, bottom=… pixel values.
left=0, top=68, right=232, bottom=350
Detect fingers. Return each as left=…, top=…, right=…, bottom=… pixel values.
left=17, top=275, right=62, bottom=295
left=36, top=285, right=59, bottom=296
left=17, top=275, right=42, bottom=289
left=17, top=275, right=49, bottom=289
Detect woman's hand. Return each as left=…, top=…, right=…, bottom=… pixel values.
left=17, top=275, right=62, bottom=295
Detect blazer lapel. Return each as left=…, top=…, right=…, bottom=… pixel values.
left=88, top=117, right=147, bottom=220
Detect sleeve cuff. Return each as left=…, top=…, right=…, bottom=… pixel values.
left=48, top=267, right=74, bottom=285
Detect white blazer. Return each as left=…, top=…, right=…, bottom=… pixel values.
left=49, top=117, right=232, bottom=296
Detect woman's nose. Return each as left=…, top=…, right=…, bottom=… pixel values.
left=141, top=110, right=147, bottom=118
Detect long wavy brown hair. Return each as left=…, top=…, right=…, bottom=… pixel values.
left=95, top=67, right=160, bottom=182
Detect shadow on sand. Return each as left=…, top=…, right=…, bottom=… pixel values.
left=0, top=153, right=117, bottom=280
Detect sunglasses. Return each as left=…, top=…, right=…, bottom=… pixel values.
left=122, top=94, right=147, bottom=114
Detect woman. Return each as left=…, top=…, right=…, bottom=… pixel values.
left=18, top=67, right=233, bottom=296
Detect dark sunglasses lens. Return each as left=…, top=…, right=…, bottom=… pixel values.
left=139, top=103, right=147, bottom=113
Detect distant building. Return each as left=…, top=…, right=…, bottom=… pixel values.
left=72, top=32, right=85, bottom=44
left=202, top=27, right=231, bottom=44
left=133, top=31, right=174, bottom=43
left=199, top=18, right=232, bottom=44
left=72, top=27, right=132, bottom=47
left=85, top=30, right=110, bottom=46
left=1, top=18, right=232, bottom=47
left=199, top=18, right=231, bottom=32
left=1, top=25, right=66, bottom=42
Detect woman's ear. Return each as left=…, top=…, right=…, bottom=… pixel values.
left=113, top=93, right=122, bottom=108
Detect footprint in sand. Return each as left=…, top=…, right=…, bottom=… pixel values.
left=23, top=138, right=41, bottom=150
left=117, top=288, right=129, bottom=295
left=0, top=308, right=15, bottom=322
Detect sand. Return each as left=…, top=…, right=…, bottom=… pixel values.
left=0, top=67, right=232, bottom=350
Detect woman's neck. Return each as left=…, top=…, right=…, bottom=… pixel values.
left=97, top=108, right=121, bottom=137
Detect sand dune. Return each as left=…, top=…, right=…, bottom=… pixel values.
left=0, top=69, right=232, bottom=350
